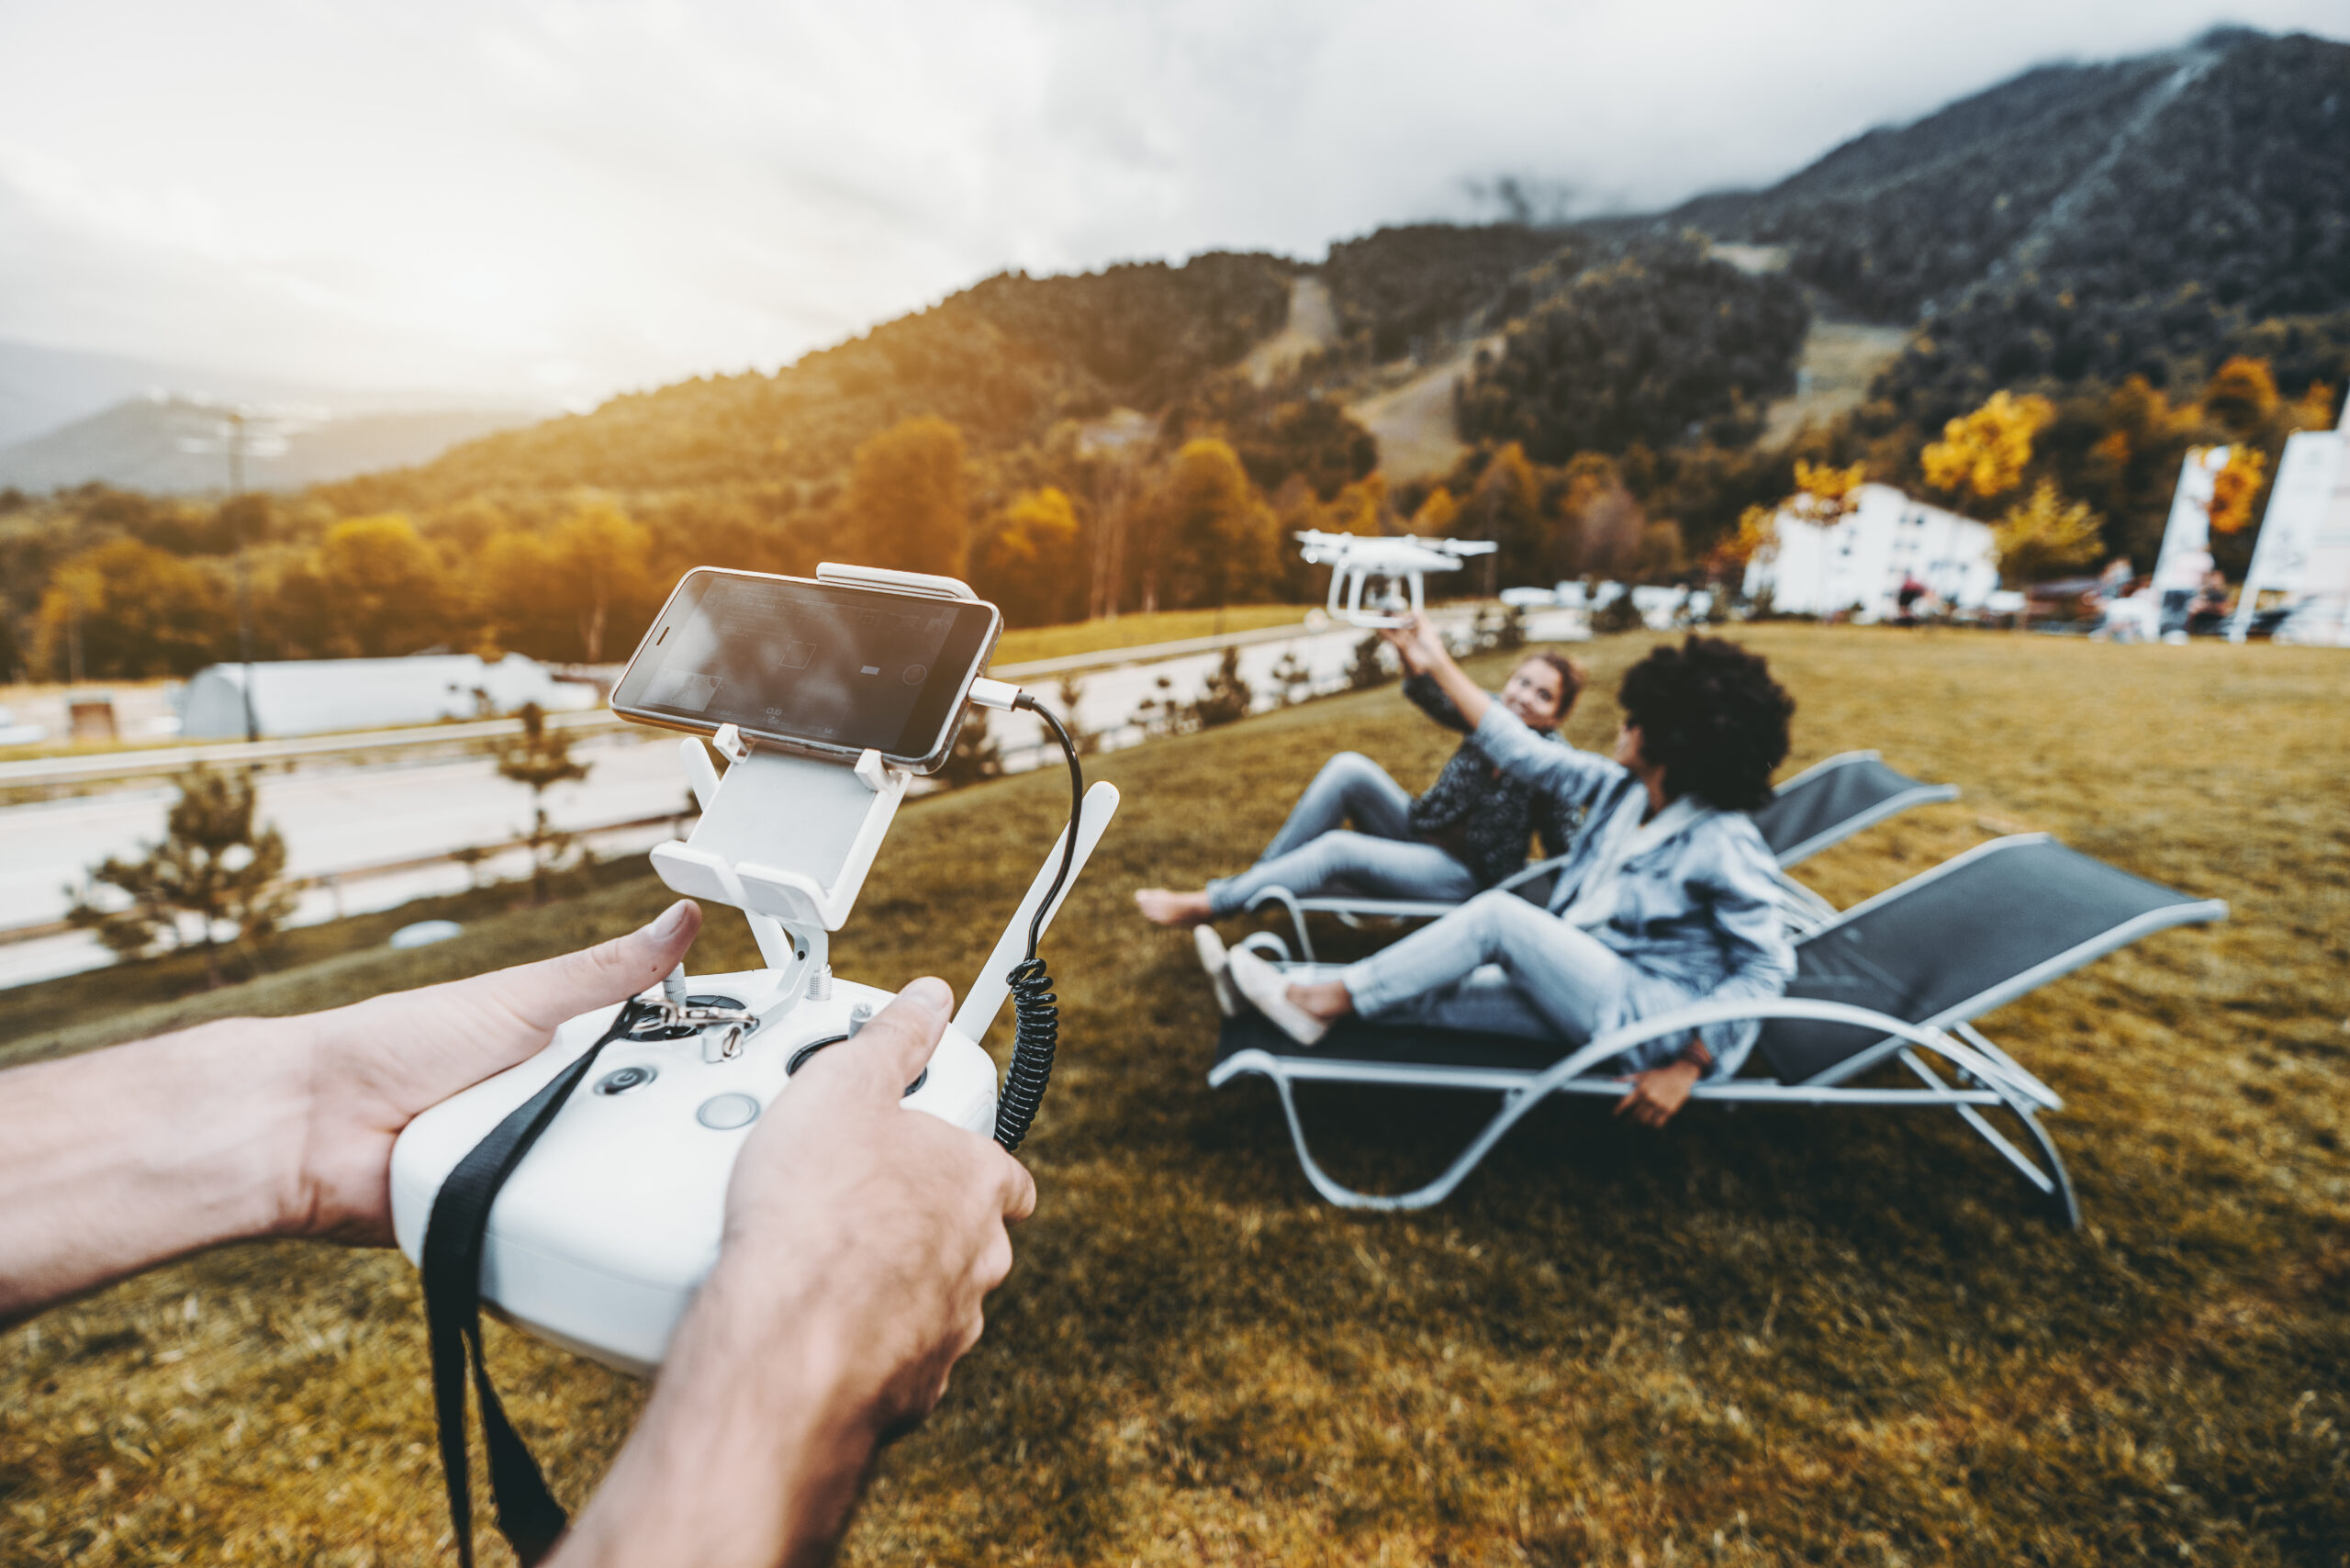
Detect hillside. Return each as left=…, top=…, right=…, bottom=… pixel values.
left=1652, top=29, right=2350, bottom=420
left=319, top=26, right=2344, bottom=539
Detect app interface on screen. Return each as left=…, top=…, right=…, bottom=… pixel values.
left=634, top=577, right=971, bottom=754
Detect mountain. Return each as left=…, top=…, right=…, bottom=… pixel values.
left=1639, top=28, right=2350, bottom=421
left=0, top=338, right=332, bottom=452
left=0, top=395, right=549, bottom=495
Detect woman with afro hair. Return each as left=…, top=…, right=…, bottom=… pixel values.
left=1220, top=615, right=1797, bottom=1129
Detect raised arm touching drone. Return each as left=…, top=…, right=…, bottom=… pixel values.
left=1294, top=530, right=1498, bottom=628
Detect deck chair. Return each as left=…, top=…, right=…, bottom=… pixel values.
left=1247, top=749, right=1959, bottom=960
left=1209, top=834, right=2225, bottom=1226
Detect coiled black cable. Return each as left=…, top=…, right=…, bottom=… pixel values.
left=994, top=695, right=1082, bottom=1152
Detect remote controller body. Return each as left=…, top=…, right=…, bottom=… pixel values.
left=389, top=969, right=997, bottom=1376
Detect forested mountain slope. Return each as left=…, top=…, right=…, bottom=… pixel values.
left=1654, top=29, right=2350, bottom=419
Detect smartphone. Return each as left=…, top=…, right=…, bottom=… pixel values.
left=611, top=568, right=1002, bottom=773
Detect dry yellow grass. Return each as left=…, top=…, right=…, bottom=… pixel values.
left=989, top=606, right=1306, bottom=668
left=5, top=627, right=2345, bottom=1565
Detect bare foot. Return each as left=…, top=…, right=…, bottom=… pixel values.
left=1135, top=888, right=1214, bottom=927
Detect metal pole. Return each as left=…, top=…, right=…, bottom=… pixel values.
left=227, top=410, right=259, bottom=743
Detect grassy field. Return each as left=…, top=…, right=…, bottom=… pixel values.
left=990, top=604, right=1307, bottom=667
left=4, top=626, right=2345, bottom=1565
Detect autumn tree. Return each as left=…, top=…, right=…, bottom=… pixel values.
left=1460, top=442, right=1543, bottom=587
left=979, top=486, right=1084, bottom=627
left=67, top=765, right=296, bottom=987
left=1557, top=453, right=1642, bottom=581
left=1921, top=391, right=2054, bottom=503
left=476, top=526, right=565, bottom=656
left=2201, top=355, right=2279, bottom=437
left=848, top=416, right=970, bottom=577
left=2206, top=446, right=2269, bottom=535
left=1993, top=481, right=2104, bottom=583
left=1155, top=438, right=1281, bottom=610
left=1315, top=473, right=1389, bottom=538
left=34, top=539, right=228, bottom=679
left=547, top=498, right=654, bottom=662
left=317, top=513, right=452, bottom=656
left=1709, top=504, right=1781, bottom=581
left=1411, top=486, right=1459, bottom=534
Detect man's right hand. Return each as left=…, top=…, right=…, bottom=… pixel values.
left=554, top=978, right=1035, bottom=1568
left=718, top=975, right=1035, bottom=1431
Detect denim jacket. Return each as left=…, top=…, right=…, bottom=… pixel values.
left=1472, top=704, right=1795, bottom=1077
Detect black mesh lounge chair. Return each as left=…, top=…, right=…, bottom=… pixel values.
left=1209, top=834, right=2225, bottom=1225
left=1246, top=749, right=1958, bottom=960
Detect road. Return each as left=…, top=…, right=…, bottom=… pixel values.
left=2, top=612, right=1581, bottom=988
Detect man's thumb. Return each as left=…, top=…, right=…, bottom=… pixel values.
left=482, top=900, right=702, bottom=1033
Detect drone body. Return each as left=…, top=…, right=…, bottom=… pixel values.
left=1294, top=531, right=1498, bottom=628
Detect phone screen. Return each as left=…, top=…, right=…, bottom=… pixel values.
left=612, top=572, right=1001, bottom=765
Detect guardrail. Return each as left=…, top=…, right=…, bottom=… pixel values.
left=0, top=707, right=626, bottom=791
left=0, top=609, right=1495, bottom=795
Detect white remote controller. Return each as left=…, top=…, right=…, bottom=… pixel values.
left=388, top=762, right=1119, bottom=1376
left=388, top=969, right=998, bottom=1375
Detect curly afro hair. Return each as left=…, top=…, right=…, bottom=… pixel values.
left=1617, top=636, right=1794, bottom=812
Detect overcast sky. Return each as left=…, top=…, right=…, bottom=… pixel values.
left=2, top=0, right=2343, bottom=407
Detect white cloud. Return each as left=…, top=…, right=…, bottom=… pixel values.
left=0, top=0, right=2341, bottom=403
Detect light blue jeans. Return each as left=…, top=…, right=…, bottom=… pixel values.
left=1206, top=753, right=1479, bottom=919
left=1341, top=889, right=1670, bottom=1064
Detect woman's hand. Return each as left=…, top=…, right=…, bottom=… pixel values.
left=1393, top=613, right=1493, bottom=729
left=1380, top=616, right=1434, bottom=675
left=1614, top=1058, right=1702, bottom=1128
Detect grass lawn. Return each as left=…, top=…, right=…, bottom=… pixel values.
left=4, top=626, right=2345, bottom=1564
left=990, top=605, right=1308, bottom=668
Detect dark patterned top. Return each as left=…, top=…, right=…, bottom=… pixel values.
left=1401, top=673, right=1575, bottom=889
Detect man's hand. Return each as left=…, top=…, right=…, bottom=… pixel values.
left=1614, top=1058, right=1702, bottom=1129
left=555, top=977, right=1036, bottom=1568
left=284, top=899, right=703, bottom=1243
left=0, top=899, right=702, bottom=1323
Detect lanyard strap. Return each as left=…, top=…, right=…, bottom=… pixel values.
left=420, top=1000, right=653, bottom=1567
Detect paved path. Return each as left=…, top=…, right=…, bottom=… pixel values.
left=4, top=730, right=688, bottom=932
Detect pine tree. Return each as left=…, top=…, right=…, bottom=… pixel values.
left=494, top=701, right=590, bottom=903
left=68, top=765, right=297, bottom=986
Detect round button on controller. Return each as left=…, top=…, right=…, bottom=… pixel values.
left=902, top=664, right=926, bottom=685
left=595, top=1065, right=656, bottom=1095
left=696, top=1092, right=762, bottom=1131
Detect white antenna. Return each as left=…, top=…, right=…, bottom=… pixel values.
left=954, top=781, right=1121, bottom=1045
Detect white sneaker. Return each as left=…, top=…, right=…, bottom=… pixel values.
left=1225, top=947, right=1331, bottom=1047
left=1194, top=925, right=1239, bottom=1018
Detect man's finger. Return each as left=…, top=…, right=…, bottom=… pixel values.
left=824, top=977, right=953, bottom=1099
left=990, top=1148, right=1037, bottom=1223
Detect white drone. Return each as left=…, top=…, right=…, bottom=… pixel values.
left=1295, top=530, right=1498, bottom=628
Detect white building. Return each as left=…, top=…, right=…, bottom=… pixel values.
left=180, top=653, right=597, bottom=739
left=1742, top=483, right=1998, bottom=617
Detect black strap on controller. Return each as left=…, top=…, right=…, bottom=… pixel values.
left=420, top=999, right=655, bottom=1567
